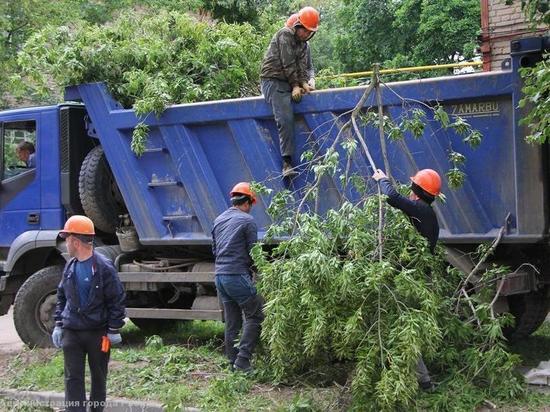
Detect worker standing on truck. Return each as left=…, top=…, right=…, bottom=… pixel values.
left=52, top=215, right=126, bottom=412
left=372, top=168, right=441, bottom=391
left=285, top=13, right=315, bottom=90
left=212, top=182, right=264, bottom=372
left=260, top=6, right=320, bottom=178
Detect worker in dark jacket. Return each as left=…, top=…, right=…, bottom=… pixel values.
left=372, top=168, right=441, bottom=391
left=260, top=6, right=320, bottom=178
left=285, top=13, right=315, bottom=89
left=212, top=182, right=263, bottom=372
left=52, top=215, right=126, bottom=412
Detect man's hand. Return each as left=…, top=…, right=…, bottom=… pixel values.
left=372, top=169, right=387, bottom=182
left=301, top=82, right=314, bottom=93
left=52, top=326, right=63, bottom=349
left=291, top=86, right=303, bottom=102
left=108, top=333, right=122, bottom=345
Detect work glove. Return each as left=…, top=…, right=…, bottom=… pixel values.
left=372, top=168, right=387, bottom=182
left=291, top=86, right=302, bottom=102
left=107, top=333, right=122, bottom=346
left=51, top=326, right=63, bottom=349
left=301, top=81, right=314, bottom=93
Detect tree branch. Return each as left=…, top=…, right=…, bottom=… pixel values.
left=454, top=224, right=505, bottom=299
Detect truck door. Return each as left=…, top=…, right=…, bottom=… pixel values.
left=0, top=118, right=41, bottom=248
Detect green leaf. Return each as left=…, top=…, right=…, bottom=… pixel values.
left=434, top=105, right=450, bottom=128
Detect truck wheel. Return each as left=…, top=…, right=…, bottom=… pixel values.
left=79, top=146, right=126, bottom=234
left=13, top=266, right=64, bottom=348
left=130, top=318, right=181, bottom=334
left=505, top=288, right=550, bottom=341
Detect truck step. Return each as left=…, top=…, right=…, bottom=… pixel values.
left=148, top=180, right=181, bottom=187
left=162, top=214, right=195, bottom=221
left=119, top=271, right=215, bottom=283
left=126, top=308, right=222, bottom=321
left=143, top=147, right=168, bottom=153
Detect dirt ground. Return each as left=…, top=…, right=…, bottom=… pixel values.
left=0, top=309, right=24, bottom=381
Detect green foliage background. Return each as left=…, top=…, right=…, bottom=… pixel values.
left=2, top=0, right=546, bottom=112
left=1, top=0, right=484, bottom=109
left=310, top=0, right=480, bottom=79
left=11, top=10, right=269, bottom=111
left=518, top=0, right=549, bottom=145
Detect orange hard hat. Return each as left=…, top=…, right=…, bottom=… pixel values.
left=286, top=13, right=299, bottom=28
left=297, top=6, right=320, bottom=32
left=230, top=182, right=257, bottom=204
left=59, top=215, right=95, bottom=238
left=410, top=169, right=442, bottom=196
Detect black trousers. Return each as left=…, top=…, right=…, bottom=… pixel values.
left=261, top=78, right=295, bottom=158
left=62, top=329, right=110, bottom=412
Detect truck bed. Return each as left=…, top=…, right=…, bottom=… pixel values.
left=64, top=38, right=547, bottom=246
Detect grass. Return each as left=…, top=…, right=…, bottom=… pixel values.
left=509, top=321, right=550, bottom=368
left=0, top=320, right=344, bottom=411
left=1, top=319, right=550, bottom=411
left=501, top=321, right=550, bottom=411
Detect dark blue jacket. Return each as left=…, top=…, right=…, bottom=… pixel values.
left=212, top=207, right=258, bottom=274
left=379, top=178, right=439, bottom=253
left=54, top=251, right=126, bottom=333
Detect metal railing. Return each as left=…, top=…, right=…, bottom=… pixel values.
left=319, top=61, right=484, bottom=80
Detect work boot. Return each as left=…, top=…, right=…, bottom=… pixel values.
left=234, top=355, right=252, bottom=373
left=282, top=160, right=297, bottom=178
left=419, top=380, right=436, bottom=392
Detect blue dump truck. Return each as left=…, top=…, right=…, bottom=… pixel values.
left=0, top=37, right=548, bottom=347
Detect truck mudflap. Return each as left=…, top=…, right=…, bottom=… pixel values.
left=497, top=266, right=539, bottom=296
left=444, top=246, right=545, bottom=296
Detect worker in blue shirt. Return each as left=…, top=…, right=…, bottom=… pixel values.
left=52, top=215, right=126, bottom=412
left=212, top=182, right=264, bottom=372
left=373, top=168, right=441, bottom=391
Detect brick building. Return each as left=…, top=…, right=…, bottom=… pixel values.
left=480, top=0, right=548, bottom=71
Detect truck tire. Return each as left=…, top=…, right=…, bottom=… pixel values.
left=79, top=146, right=126, bottom=234
left=13, top=265, right=64, bottom=348
left=505, top=288, right=550, bottom=341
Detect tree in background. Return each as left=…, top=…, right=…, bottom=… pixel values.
left=1, top=0, right=276, bottom=107
left=408, top=0, right=480, bottom=64
left=331, top=0, right=398, bottom=72
left=0, top=0, right=139, bottom=107
left=313, top=0, right=480, bottom=74
left=517, top=0, right=549, bottom=144
left=3, top=0, right=486, bottom=107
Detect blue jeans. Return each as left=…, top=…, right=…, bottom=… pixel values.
left=216, top=274, right=257, bottom=305
left=215, top=274, right=264, bottom=363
